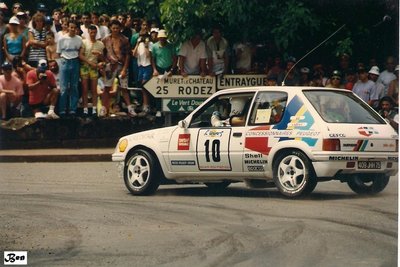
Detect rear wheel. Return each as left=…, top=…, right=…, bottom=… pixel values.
left=124, top=149, right=160, bottom=195
left=347, top=174, right=389, bottom=194
left=273, top=150, right=317, bottom=198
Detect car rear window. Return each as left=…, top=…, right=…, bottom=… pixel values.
left=303, top=90, right=386, bottom=124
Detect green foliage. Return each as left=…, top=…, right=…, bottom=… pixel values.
left=58, top=0, right=397, bottom=63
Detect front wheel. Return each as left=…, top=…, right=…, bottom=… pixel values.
left=347, top=174, right=389, bottom=194
left=273, top=150, right=317, bottom=198
left=124, top=149, right=160, bottom=195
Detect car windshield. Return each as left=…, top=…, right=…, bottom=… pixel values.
left=303, top=90, right=386, bottom=124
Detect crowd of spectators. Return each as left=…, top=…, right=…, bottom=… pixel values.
left=0, top=2, right=398, bottom=127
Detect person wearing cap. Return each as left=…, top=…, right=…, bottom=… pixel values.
left=26, top=59, right=59, bottom=119
left=57, top=20, right=83, bottom=117
left=206, top=25, right=229, bottom=75
left=3, top=16, right=26, bottom=64
left=36, top=3, right=47, bottom=15
left=326, top=70, right=344, bottom=89
left=378, top=96, right=398, bottom=131
left=151, top=29, right=176, bottom=77
left=151, top=29, right=176, bottom=116
left=352, top=66, right=379, bottom=106
left=368, top=65, right=385, bottom=108
left=150, top=27, right=159, bottom=43
left=0, top=62, right=23, bottom=120
left=387, top=65, right=399, bottom=105
left=79, top=25, right=104, bottom=117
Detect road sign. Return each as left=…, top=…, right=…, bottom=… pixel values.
left=143, top=74, right=268, bottom=99
left=162, top=98, right=205, bottom=112
left=144, top=75, right=216, bottom=98
left=217, top=74, right=268, bottom=90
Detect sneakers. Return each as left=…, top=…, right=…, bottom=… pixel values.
left=34, top=112, right=47, bottom=119
left=46, top=110, right=60, bottom=119
left=128, top=105, right=137, bottom=117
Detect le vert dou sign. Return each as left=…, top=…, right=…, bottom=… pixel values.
left=144, top=74, right=268, bottom=99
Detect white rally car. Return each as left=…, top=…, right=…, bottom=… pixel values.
left=112, top=87, right=398, bottom=198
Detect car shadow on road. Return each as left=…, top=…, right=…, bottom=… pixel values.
left=153, top=185, right=375, bottom=201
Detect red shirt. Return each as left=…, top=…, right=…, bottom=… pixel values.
left=26, top=70, right=56, bottom=105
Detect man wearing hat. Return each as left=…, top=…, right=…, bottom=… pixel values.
left=26, top=59, right=59, bottom=119
left=326, top=70, right=343, bottom=88
left=0, top=62, right=23, bottom=120
left=151, top=29, right=176, bottom=77
left=368, top=66, right=385, bottom=108
left=352, top=66, right=379, bottom=106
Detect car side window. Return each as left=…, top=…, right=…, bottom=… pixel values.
left=249, top=92, right=288, bottom=125
left=190, top=93, right=255, bottom=128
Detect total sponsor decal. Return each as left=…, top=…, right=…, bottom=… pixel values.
left=358, top=127, right=379, bottom=137
left=178, top=134, right=190, bottom=150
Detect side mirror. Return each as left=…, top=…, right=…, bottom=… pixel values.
left=178, top=120, right=188, bottom=129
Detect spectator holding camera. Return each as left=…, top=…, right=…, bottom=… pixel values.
left=26, top=59, right=59, bottom=119
left=0, top=62, right=24, bottom=120
left=132, top=27, right=152, bottom=116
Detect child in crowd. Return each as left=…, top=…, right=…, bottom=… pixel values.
left=46, top=32, right=58, bottom=61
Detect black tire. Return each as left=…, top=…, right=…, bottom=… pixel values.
left=205, top=181, right=231, bottom=190
left=347, top=174, right=389, bottom=194
left=273, top=150, right=317, bottom=198
left=123, top=149, right=160, bottom=195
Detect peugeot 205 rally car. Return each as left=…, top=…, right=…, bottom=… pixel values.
left=112, top=87, right=398, bottom=198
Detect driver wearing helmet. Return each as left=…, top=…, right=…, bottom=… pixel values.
left=211, top=96, right=247, bottom=127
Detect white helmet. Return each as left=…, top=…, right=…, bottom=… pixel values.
left=229, top=97, right=246, bottom=116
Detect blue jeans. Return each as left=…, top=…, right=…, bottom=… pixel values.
left=59, top=58, right=80, bottom=114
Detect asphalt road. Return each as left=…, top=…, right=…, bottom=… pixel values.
left=0, top=162, right=397, bottom=267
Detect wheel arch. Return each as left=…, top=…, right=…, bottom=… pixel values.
left=125, top=145, right=167, bottom=180
left=270, top=147, right=317, bottom=178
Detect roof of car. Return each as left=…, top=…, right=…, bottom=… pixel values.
left=214, top=86, right=349, bottom=95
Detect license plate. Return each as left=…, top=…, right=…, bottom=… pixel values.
left=358, top=161, right=381, bottom=169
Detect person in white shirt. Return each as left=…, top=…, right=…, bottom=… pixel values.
left=377, top=56, right=397, bottom=95
left=178, top=32, right=207, bottom=76
left=56, top=20, right=82, bottom=116
left=206, top=26, right=229, bottom=75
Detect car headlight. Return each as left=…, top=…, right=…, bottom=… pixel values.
left=118, top=139, right=128, bottom=152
